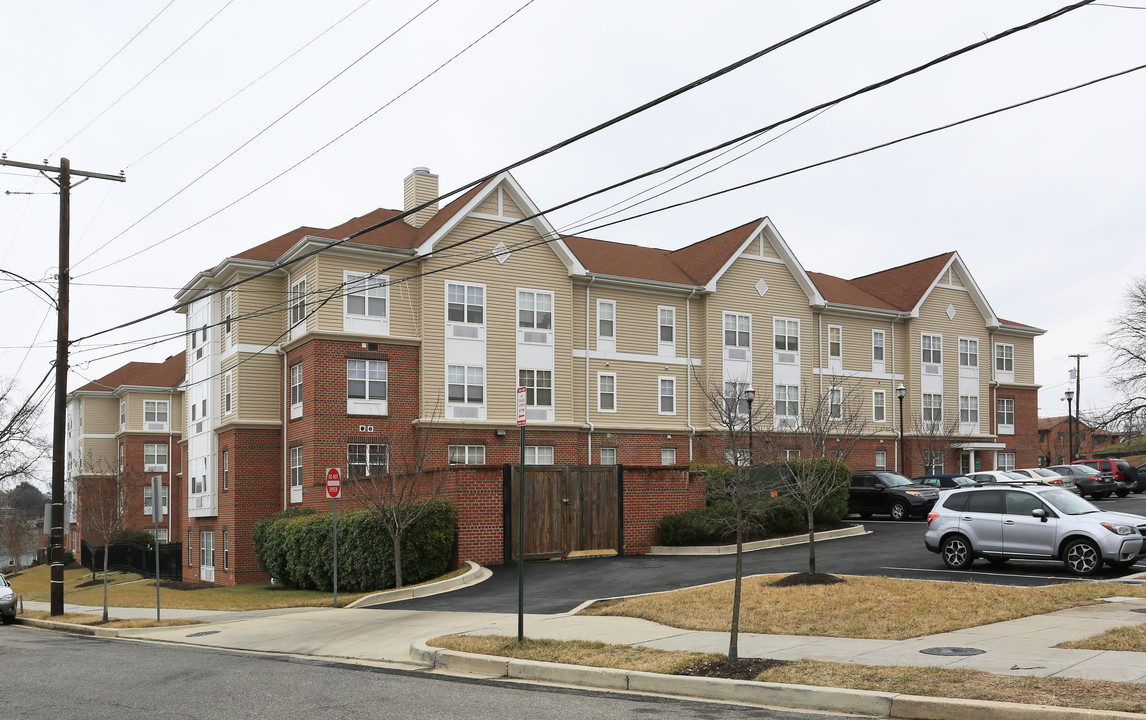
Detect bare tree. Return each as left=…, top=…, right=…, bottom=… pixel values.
left=692, top=377, right=780, bottom=664
left=908, top=411, right=965, bottom=476
left=0, top=510, right=37, bottom=571
left=0, top=376, right=48, bottom=489
left=763, top=379, right=869, bottom=576
left=344, top=402, right=446, bottom=589
left=69, top=455, right=128, bottom=622
left=1098, top=276, right=1146, bottom=430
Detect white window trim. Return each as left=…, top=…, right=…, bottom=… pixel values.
left=518, top=368, right=554, bottom=409
left=872, top=330, right=886, bottom=363
left=347, top=443, right=389, bottom=478
left=774, top=384, right=800, bottom=429
left=347, top=358, right=389, bottom=415
left=828, top=386, right=843, bottom=421
left=445, top=280, right=486, bottom=328
left=872, top=389, right=886, bottom=423
left=600, top=447, right=617, bottom=465
left=222, top=530, right=229, bottom=569
left=343, top=271, right=390, bottom=334
left=597, top=372, right=617, bottom=413
left=921, top=333, right=943, bottom=369
left=997, top=398, right=1015, bottom=435
left=223, top=291, right=234, bottom=350
left=723, top=311, right=752, bottom=349
left=119, top=400, right=126, bottom=431
left=658, top=376, right=676, bottom=416
left=200, top=531, right=215, bottom=570
left=874, top=448, right=887, bottom=470
left=596, top=299, right=616, bottom=350
left=143, top=400, right=170, bottom=431
left=997, top=451, right=1016, bottom=472
left=289, top=277, right=307, bottom=338
left=657, top=306, right=676, bottom=357
left=958, top=337, right=979, bottom=378
left=922, top=392, right=943, bottom=429
left=827, top=324, right=843, bottom=371
left=448, top=445, right=486, bottom=465
left=222, top=450, right=229, bottom=490
left=517, top=288, right=554, bottom=345
left=447, top=364, right=485, bottom=406
left=995, top=342, right=1015, bottom=382
left=143, top=483, right=169, bottom=516
left=524, top=446, right=554, bottom=465
left=290, top=446, right=303, bottom=503
left=661, top=447, right=677, bottom=466
left=773, top=316, right=799, bottom=363
left=223, top=370, right=234, bottom=415
left=290, top=363, right=303, bottom=419
left=143, top=442, right=169, bottom=472
left=959, top=394, right=979, bottom=430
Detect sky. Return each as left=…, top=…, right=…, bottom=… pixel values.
left=1, top=0, right=1143, bottom=458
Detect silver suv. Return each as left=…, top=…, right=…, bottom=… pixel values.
left=924, top=483, right=1145, bottom=575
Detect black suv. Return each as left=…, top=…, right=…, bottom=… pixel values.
left=849, top=471, right=941, bottom=520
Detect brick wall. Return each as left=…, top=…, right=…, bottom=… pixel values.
left=622, top=466, right=707, bottom=552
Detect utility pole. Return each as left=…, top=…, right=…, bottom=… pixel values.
left=1068, top=354, right=1087, bottom=459
left=0, top=155, right=125, bottom=616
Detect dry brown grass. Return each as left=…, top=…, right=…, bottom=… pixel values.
left=18, top=610, right=200, bottom=629
left=1059, top=624, right=1146, bottom=652
left=429, top=635, right=719, bottom=675
left=759, top=660, right=1146, bottom=714
left=583, top=574, right=1146, bottom=640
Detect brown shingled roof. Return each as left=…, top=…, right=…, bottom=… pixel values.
left=667, top=219, right=760, bottom=285
left=806, top=272, right=898, bottom=311
left=233, top=226, right=324, bottom=262
left=76, top=353, right=185, bottom=393
left=848, top=252, right=954, bottom=311
left=562, top=235, right=700, bottom=285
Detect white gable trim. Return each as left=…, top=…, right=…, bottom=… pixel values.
left=908, top=252, right=999, bottom=328
left=413, top=172, right=584, bottom=276
left=704, top=218, right=824, bottom=306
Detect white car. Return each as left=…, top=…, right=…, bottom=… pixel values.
left=0, top=575, right=15, bottom=625
left=1012, top=467, right=1074, bottom=491
left=967, top=470, right=1030, bottom=484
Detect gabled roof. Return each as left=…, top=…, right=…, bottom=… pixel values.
left=668, top=218, right=762, bottom=286
left=848, top=252, right=955, bottom=312
left=233, top=226, right=325, bottom=262
left=805, top=271, right=898, bottom=311
left=75, top=353, right=185, bottom=393
left=562, top=235, right=700, bottom=285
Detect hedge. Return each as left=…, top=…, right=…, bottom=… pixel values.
left=253, top=500, right=455, bottom=591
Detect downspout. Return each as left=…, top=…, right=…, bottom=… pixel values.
left=817, top=312, right=824, bottom=400
left=685, top=287, right=698, bottom=461
left=278, top=345, right=288, bottom=510
left=892, top=317, right=898, bottom=472
left=585, top=277, right=595, bottom=464
left=168, top=389, right=174, bottom=541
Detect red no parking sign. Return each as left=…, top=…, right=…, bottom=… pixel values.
left=326, top=467, right=342, bottom=499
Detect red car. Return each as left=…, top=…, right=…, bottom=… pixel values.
left=1072, top=458, right=1143, bottom=496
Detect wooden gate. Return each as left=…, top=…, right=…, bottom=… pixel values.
left=506, top=464, right=621, bottom=560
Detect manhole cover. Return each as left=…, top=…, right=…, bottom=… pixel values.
left=919, top=646, right=984, bottom=656
left=185, top=630, right=221, bottom=638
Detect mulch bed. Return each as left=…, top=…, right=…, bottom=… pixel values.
left=676, top=657, right=789, bottom=680
left=769, top=572, right=846, bottom=587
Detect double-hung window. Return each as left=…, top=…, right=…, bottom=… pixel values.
left=661, top=448, right=677, bottom=466
left=923, top=393, right=943, bottom=428
left=525, top=446, right=554, bottom=464
left=773, top=318, right=799, bottom=363
left=774, top=385, right=799, bottom=428
left=344, top=272, right=388, bottom=333
left=290, top=363, right=303, bottom=418
left=658, top=306, right=675, bottom=357
left=448, top=445, right=486, bottom=464
left=997, top=398, right=1015, bottom=434
left=223, top=530, right=229, bottom=569
left=597, top=373, right=616, bottom=412
left=924, top=451, right=945, bottom=474
left=223, top=371, right=233, bottom=415
left=289, top=446, right=303, bottom=503
left=447, top=282, right=484, bottom=339
left=222, top=450, right=229, bottom=490
left=223, top=292, right=234, bottom=349
left=289, top=277, right=307, bottom=338
left=143, top=483, right=168, bottom=516
left=600, top=447, right=617, bottom=465
left=200, top=531, right=215, bottom=569
left=348, top=443, right=388, bottom=478
left=874, top=449, right=887, bottom=470
left=873, top=390, right=886, bottom=422
left=959, top=338, right=978, bottom=378
left=723, top=312, right=751, bottom=356
left=827, top=325, right=842, bottom=371
left=519, top=369, right=553, bottom=408
left=518, top=290, right=553, bottom=344
left=828, top=386, right=842, bottom=421
left=658, top=377, right=676, bottom=415
left=959, top=395, right=979, bottom=427
left=921, top=334, right=942, bottom=369
left=448, top=365, right=484, bottom=404
left=995, top=343, right=1014, bottom=382
left=597, top=300, right=615, bottom=351
left=997, top=451, right=1016, bottom=472
left=119, top=401, right=126, bottom=431
left=724, top=381, right=749, bottom=418
left=347, top=359, right=388, bottom=414
left=143, top=400, right=169, bottom=431
left=872, top=330, right=885, bottom=371
left=144, top=443, right=168, bottom=472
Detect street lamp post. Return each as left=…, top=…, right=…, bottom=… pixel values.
left=1065, top=389, right=1075, bottom=463
left=744, top=386, right=755, bottom=466
left=896, top=384, right=906, bottom=474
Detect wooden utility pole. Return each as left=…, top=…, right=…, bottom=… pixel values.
left=1069, top=353, right=1088, bottom=459
left=0, top=155, right=125, bottom=616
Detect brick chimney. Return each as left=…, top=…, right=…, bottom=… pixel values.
left=403, top=167, right=439, bottom=228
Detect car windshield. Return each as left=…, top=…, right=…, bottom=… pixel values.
left=952, top=476, right=975, bottom=485
left=1001, top=471, right=1028, bottom=480
left=1030, top=468, right=1061, bottom=478
left=0, top=575, right=7, bottom=587
left=877, top=473, right=913, bottom=487
left=1038, top=488, right=1099, bottom=515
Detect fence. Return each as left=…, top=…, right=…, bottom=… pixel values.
left=81, top=541, right=183, bottom=581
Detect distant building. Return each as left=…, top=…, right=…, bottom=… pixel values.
left=1037, top=415, right=1120, bottom=465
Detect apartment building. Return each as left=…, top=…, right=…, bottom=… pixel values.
left=65, top=354, right=184, bottom=553
left=174, top=167, right=1042, bottom=584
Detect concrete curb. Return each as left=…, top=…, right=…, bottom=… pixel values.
left=409, top=642, right=1146, bottom=719
left=15, top=616, right=121, bottom=638
left=346, top=561, right=490, bottom=608
left=647, top=524, right=866, bottom=556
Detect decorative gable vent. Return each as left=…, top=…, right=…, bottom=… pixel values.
left=946, top=304, right=956, bottom=321
left=755, top=279, right=769, bottom=297
left=492, top=242, right=511, bottom=264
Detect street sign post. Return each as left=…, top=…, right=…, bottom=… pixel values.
left=516, top=386, right=526, bottom=642
left=326, top=468, right=342, bottom=608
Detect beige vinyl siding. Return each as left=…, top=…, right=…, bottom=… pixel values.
left=501, top=194, right=525, bottom=219
left=233, top=273, right=286, bottom=347
left=235, top=353, right=282, bottom=424
left=474, top=193, right=500, bottom=215
left=585, top=358, right=689, bottom=429
left=421, top=214, right=573, bottom=423
left=1000, top=334, right=1036, bottom=385
left=285, top=257, right=318, bottom=337
left=612, top=288, right=687, bottom=357
left=81, top=438, right=119, bottom=474
left=310, top=253, right=421, bottom=336
left=83, top=397, right=118, bottom=434
left=915, top=287, right=992, bottom=435
left=819, top=315, right=897, bottom=374
left=125, top=391, right=183, bottom=433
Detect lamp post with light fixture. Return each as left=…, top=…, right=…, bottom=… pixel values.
left=1065, top=389, right=1075, bottom=463
left=745, top=386, right=755, bottom=466
left=896, top=384, right=906, bottom=474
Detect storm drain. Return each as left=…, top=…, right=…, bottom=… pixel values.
left=185, top=630, right=221, bottom=638
left=919, top=646, right=984, bottom=657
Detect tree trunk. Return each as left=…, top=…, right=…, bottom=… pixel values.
left=101, top=543, right=110, bottom=623
left=807, top=505, right=817, bottom=576
left=729, top=523, right=742, bottom=664
left=393, top=532, right=403, bottom=589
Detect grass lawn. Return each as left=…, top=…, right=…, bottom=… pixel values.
left=428, top=636, right=1146, bottom=714
left=1059, top=624, right=1146, bottom=652
left=4, top=564, right=463, bottom=612
left=583, top=574, right=1146, bottom=640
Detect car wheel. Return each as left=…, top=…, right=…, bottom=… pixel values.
left=941, top=535, right=973, bottom=570
left=889, top=501, right=908, bottom=521
left=0, top=614, right=12, bottom=625
left=1063, top=538, right=1103, bottom=576
left=1098, top=492, right=1112, bottom=499
left=1116, top=488, right=1130, bottom=498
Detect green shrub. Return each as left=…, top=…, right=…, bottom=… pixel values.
left=62, top=551, right=75, bottom=565
left=763, top=499, right=803, bottom=533
left=656, top=509, right=719, bottom=546
left=252, top=501, right=455, bottom=591
left=114, top=529, right=156, bottom=545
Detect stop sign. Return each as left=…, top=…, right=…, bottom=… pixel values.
left=326, top=467, right=342, bottom=499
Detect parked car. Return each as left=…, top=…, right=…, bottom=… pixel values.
left=1073, top=458, right=1144, bottom=496
left=1011, top=467, right=1071, bottom=487
left=1047, top=464, right=1117, bottom=500
left=849, top=471, right=940, bottom=520
left=913, top=474, right=976, bottom=490
left=0, top=575, right=15, bottom=625
left=966, top=470, right=1030, bottom=484
left=925, top=483, right=1146, bottom=575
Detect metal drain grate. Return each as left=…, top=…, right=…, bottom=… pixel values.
left=919, top=646, right=984, bottom=656
left=185, top=630, right=221, bottom=638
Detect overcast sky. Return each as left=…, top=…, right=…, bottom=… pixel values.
left=2, top=0, right=1143, bottom=442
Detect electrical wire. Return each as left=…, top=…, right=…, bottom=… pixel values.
left=73, top=0, right=444, bottom=269
left=5, top=0, right=178, bottom=154
left=51, top=0, right=237, bottom=155
left=72, top=0, right=883, bottom=277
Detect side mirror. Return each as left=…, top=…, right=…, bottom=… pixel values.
left=1032, top=508, right=1047, bottom=522
left=874, top=483, right=886, bottom=490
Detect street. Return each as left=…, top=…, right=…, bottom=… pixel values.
left=379, top=494, right=1146, bottom=615
left=0, top=626, right=867, bottom=720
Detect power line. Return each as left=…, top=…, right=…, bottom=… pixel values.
left=51, top=0, right=237, bottom=155
left=73, top=0, right=444, bottom=269
left=6, top=0, right=178, bottom=154
left=72, top=0, right=883, bottom=277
